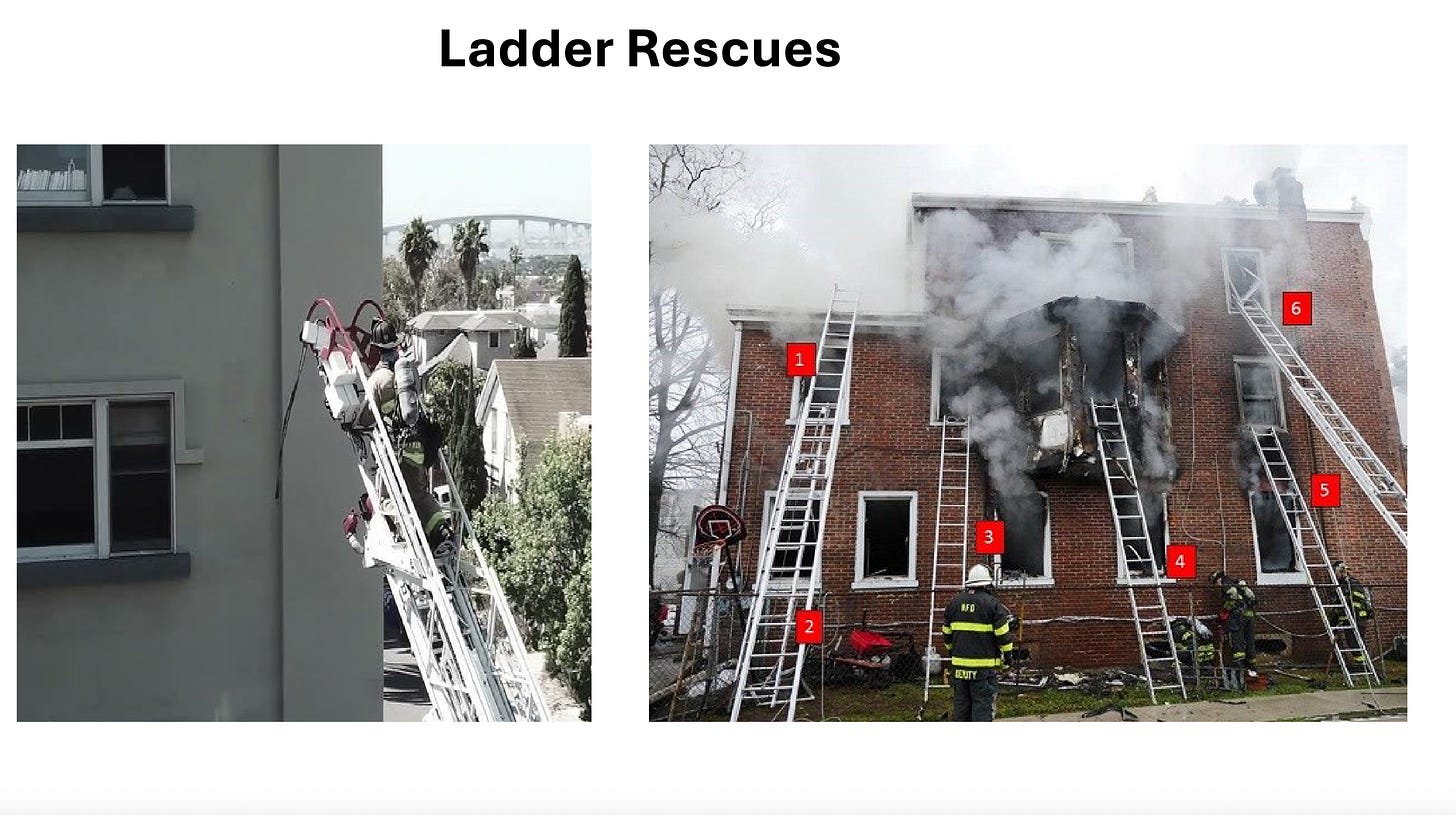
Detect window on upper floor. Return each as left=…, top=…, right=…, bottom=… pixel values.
left=18, top=396, right=174, bottom=562
left=787, top=342, right=849, bottom=425
left=1042, top=231, right=1135, bottom=270
left=17, top=145, right=169, bottom=206
left=1222, top=248, right=1269, bottom=313
left=1234, top=358, right=1286, bottom=430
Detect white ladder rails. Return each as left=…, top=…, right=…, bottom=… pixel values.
left=921, top=418, right=971, bottom=706
left=1250, top=428, right=1379, bottom=687
left=307, top=305, right=547, bottom=721
left=730, top=285, right=859, bottom=722
left=1229, top=282, right=1407, bottom=545
left=1090, top=399, right=1188, bottom=702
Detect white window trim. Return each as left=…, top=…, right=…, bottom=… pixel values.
left=1233, top=356, right=1288, bottom=431
left=852, top=491, right=918, bottom=590
left=757, top=490, right=823, bottom=590
left=1040, top=231, right=1135, bottom=269
left=17, top=387, right=187, bottom=563
left=1116, top=493, right=1174, bottom=586
left=1249, top=491, right=1312, bottom=585
left=992, top=491, right=1054, bottom=587
left=17, top=145, right=172, bottom=207
left=1222, top=246, right=1270, bottom=314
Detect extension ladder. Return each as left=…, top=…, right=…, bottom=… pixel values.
left=730, top=285, right=859, bottom=722
left=921, top=418, right=972, bottom=709
left=1090, top=399, right=1188, bottom=702
left=1228, top=279, right=1407, bottom=545
left=301, top=299, right=548, bottom=722
left=667, top=541, right=731, bottom=721
left=1250, top=428, right=1379, bottom=687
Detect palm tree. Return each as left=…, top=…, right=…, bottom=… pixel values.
left=399, top=217, right=439, bottom=318
left=452, top=219, right=489, bottom=310
left=507, top=244, right=523, bottom=287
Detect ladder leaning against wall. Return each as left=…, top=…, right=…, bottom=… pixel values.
left=729, top=285, right=859, bottom=722
left=1227, top=275, right=1407, bottom=546
left=920, top=417, right=972, bottom=714
left=1090, top=399, right=1188, bottom=703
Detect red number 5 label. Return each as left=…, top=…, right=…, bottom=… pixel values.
left=1311, top=473, right=1340, bottom=508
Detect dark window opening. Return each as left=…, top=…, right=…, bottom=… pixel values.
left=101, top=145, right=167, bottom=202
left=1123, top=493, right=1168, bottom=577
left=109, top=400, right=172, bottom=553
left=1225, top=250, right=1264, bottom=306
left=29, top=405, right=61, bottom=441
left=489, top=331, right=501, bottom=349
left=1252, top=491, right=1299, bottom=573
left=936, top=353, right=975, bottom=422
left=1236, top=361, right=1283, bottom=428
left=862, top=497, right=912, bottom=579
left=18, top=448, right=95, bottom=547
left=1082, top=332, right=1126, bottom=400
left=768, top=496, right=822, bottom=582
left=996, top=492, right=1048, bottom=579
left=1023, top=335, right=1062, bottom=414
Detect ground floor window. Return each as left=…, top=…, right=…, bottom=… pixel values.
left=1118, top=492, right=1170, bottom=580
left=854, top=491, right=917, bottom=589
left=1251, top=490, right=1305, bottom=581
left=994, top=491, right=1051, bottom=584
left=760, top=491, right=823, bottom=586
left=18, top=395, right=174, bottom=562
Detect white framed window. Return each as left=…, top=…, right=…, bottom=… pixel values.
left=1250, top=491, right=1309, bottom=584
left=18, top=395, right=175, bottom=563
left=17, top=145, right=170, bottom=207
left=1117, top=492, right=1171, bottom=583
left=489, top=330, right=501, bottom=349
left=853, top=491, right=918, bottom=590
left=758, top=490, right=823, bottom=588
left=992, top=491, right=1052, bottom=586
left=1234, top=357, right=1287, bottom=430
left=1222, top=247, right=1268, bottom=313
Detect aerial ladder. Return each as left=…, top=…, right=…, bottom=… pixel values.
left=1249, top=427, right=1379, bottom=686
left=729, top=285, right=859, bottom=722
left=1090, top=399, right=1188, bottom=703
left=1227, top=274, right=1407, bottom=545
left=919, top=417, right=972, bottom=714
left=298, top=298, right=548, bottom=722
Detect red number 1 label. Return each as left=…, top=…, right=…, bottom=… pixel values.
left=975, top=520, right=1005, bottom=554
left=787, top=342, right=816, bottom=377
left=1166, top=544, right=1196, bottom=579
left=1311, top=473, right=1341, bottom=507
left=795, top=609, right=824, bottom=645
left=1282, top=291, right=1313, bottom=326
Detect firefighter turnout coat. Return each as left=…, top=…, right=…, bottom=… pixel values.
left=942, top=588, right=1015, bottom=672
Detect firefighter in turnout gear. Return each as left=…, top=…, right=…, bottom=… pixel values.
left=1170, top=617, right=1216, bottom=666
left=1332, top=561, right=1375, bottom=666
left=942, top=563, right=1015, bottom=722
left=1211, top=571, right=1258, bottom=675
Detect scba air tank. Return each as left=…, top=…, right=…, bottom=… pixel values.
left=394, top=352, right=422, bottom=428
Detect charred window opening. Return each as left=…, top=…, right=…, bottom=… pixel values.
left=857, top=493, right=915, bottom=583
left=1081, top=331, right=1126, bottom=401
left=1223, top=248, right=1267, bottom=311
left=1251, top=491, right=1300, bottom=574
left=1022, top=336, right=1061, bottom=414
left=933, top=351, right=975, bottom=422
left=1122, top=492, right=1169, bottom=578
left=789, top=345, right=848, bottom=423
left=994, top=491, right=1049, bottom=580
left=1235, top=359, right=1285, bottom=429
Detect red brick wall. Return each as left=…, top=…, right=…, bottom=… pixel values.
left=722, top=207, right=1407, bottom=669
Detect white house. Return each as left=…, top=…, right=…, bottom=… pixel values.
left=475, top=358, right=591, bottom=497
left=408, top=309, right=534, bottom=373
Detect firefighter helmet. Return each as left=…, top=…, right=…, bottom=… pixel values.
left=1333, top=560, right=1349, bottom=574
left=1209, top=570, right=1226, bottom=584
left=370, top=318, right=399, bottom=351
left=965, top=564, right=994, bottom=587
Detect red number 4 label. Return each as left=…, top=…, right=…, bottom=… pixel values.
left=1283, top=291, right=1313, bottom=326
left=975, top=520, right=1005, bottom=554
left=795, top=610, right=824, bottom=645
left=787, top=342, right=816, bottom=377
left=1166, top=544, right=1196, bottom=579
left=1311, top=473, right=1340, bottom=507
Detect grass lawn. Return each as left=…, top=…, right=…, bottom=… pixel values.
left=672, top=660, right=1406, bottom=722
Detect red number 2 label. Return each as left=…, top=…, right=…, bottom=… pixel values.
left=796, top=609, right=824, bottom=645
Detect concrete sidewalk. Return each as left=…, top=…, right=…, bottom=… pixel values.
left=1005, top=687, right=1407, bottom=722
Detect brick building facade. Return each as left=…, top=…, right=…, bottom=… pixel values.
left=718, top=192, right=1406, bottom=670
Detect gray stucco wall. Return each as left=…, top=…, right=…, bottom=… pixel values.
left=16, top=145, right=382, bottom=720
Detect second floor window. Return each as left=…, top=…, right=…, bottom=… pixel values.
left=17, top=145, right=168, bottom=206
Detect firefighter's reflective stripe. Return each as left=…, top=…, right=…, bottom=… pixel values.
left=999, top=642, right=1014, bottom=654
left=948, top=621, right=995, bottom=633
left=993, top=621, right=1011, bottom=637
left=952, top=656, right=1002, bottom=668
